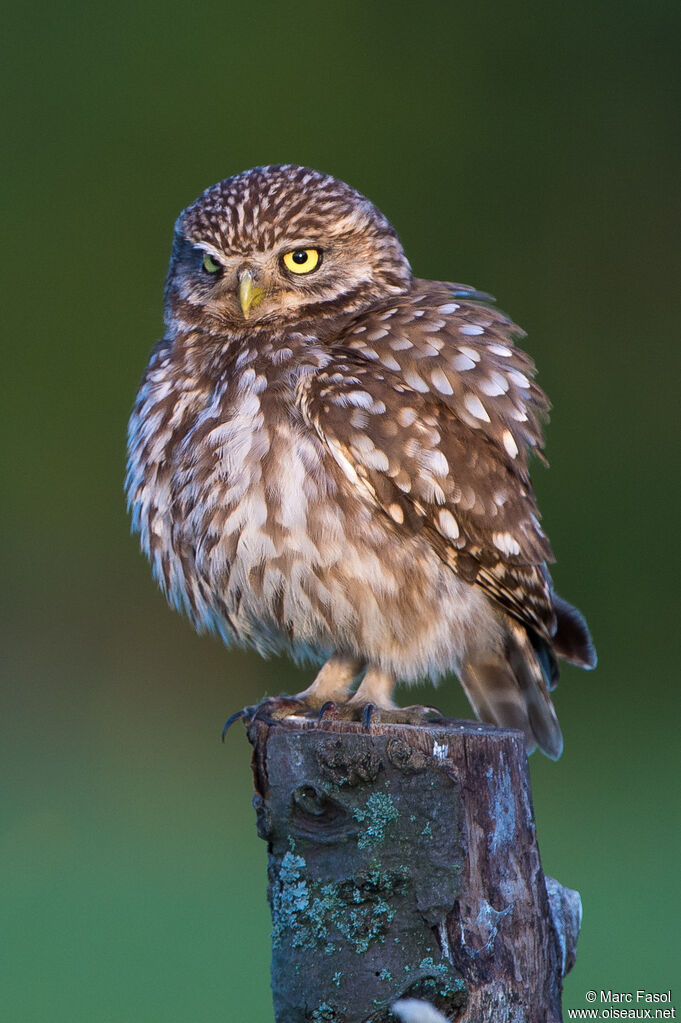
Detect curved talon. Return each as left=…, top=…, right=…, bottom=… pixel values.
left=249, top=695, right=308, bottom=725
left=361, top=704, right=376, bottom=729
left=251, top=702, right=277, bottom=725
left=221, top=708, right=246, bottom=741
left=317, top=701, right=336, bottom=722
left=424, top=707, right=445, bottom=722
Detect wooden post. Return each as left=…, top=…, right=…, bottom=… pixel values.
left=245, top=716, right=581, bottom=1023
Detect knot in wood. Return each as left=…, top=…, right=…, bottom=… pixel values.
left=386, top=738, right=432, bottom=773
left=316, top=737, right=382, bottom=788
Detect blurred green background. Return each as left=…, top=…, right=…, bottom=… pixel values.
left=3, top=1, right=679, bottom=1019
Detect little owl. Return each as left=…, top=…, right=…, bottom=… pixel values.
left=126, top=164, right=596, bottom=758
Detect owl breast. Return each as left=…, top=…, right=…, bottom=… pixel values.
left=127, top=338, right=497, bottom=680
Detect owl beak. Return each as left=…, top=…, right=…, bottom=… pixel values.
left=238, top=269, right=265, bottom=319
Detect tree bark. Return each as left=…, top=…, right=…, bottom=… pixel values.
left=246, top=716, right=580, bottom=1023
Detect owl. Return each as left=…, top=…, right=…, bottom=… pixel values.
left=126, top=164, right=596, bottom=758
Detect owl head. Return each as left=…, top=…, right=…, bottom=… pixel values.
left=163, top=165, right=412, bottom=333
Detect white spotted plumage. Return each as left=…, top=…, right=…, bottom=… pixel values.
left=126, top=164, right=596, bottom=757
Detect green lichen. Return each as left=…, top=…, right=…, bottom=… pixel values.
left=379, top=968, right=392, bottom=982
left=421, top=821, right=433, bottom=839
left=353, top=792, right=400, bottom=849
left=311, top=1002, right=336, bottom=1022
left=417, top=954, right=466, bottom=1002
left=270, top=853, right=409, bottom=954
left=399, top=963, right=467, bottom=1018
left=416, top=974, right=466, bottom=999
left=418, top=956, right=447, bottom=975
left=332, top=972, right=342, bottom=987
left=271, top=852, right=311, bottom=945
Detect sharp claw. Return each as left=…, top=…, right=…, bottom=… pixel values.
left=425, top=707, right=445, bottom=722
left=221, top=708, right=246, bottom=741
left=225, top=695, right=433, bottom=733
left=250, top=702, right=275, bottom=725
left=361, top=704, right=375, bottom=730
left=317, top=701, right=335, bottom=722
left=247, top=695, right=308, bottom=726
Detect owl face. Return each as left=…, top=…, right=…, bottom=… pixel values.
left=163, top=165, right=412, bottom=332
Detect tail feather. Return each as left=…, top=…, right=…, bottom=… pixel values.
left=459, top=594, right=595, bottom=760
left=458, top=658, right=534, bottom=744
left=460, top=621, right=564, bottom=760
left=553, top=595, right=597, bottom=670
left=506, top=621, right=564, bottom=759
left=528, top=627, right=560, bottom=691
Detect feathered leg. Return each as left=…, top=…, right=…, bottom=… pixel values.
left=296, top=653, right=364, bottom=706
left=348, top=665, right=398, bottom=710
left=347, top=665, right=444, bottom=725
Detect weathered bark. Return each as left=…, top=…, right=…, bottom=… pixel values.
left=246, top=717, right=580, bottom=1023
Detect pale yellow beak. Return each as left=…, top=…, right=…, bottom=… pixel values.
left=238, top=270, right=265, bottom=319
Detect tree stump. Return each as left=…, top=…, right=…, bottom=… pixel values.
left=246, top=716, right=581, bottom=1023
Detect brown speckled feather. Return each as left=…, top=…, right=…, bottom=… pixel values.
left=126, top=164, right=597, bottom=759
left=297, top=285, right=556, bottom=641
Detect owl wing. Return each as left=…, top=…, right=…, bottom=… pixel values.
left=296, top=280, right=557, bottom=642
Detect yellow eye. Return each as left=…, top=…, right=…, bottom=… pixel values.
left=201, top=252, right=222, bottom=274
left=282, top=248, right=321, bottom=275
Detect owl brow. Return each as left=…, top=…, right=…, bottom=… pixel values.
left=277, top=239, right=323, bottom=253
left=278, top=213, right=357, bottom=240
left=277, top=226, right=357, bottom=253
left=192, top=242, right=225, bottom=261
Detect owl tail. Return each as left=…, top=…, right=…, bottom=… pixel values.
left=460, top=620, right=564, bottom=760
left=552, top=594, right=598, bottom=671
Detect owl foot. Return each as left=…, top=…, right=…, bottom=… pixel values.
left=222, top=694, right=334, bottom=733
left=249, top=695, right=316, bottom=725
left=220, top=696, right=445, bottom=738
left=220, top=697, right=307, bottom=738
left=312, top=699, right=447, bottom=727
left=355, top=703, right=446, bottom=728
